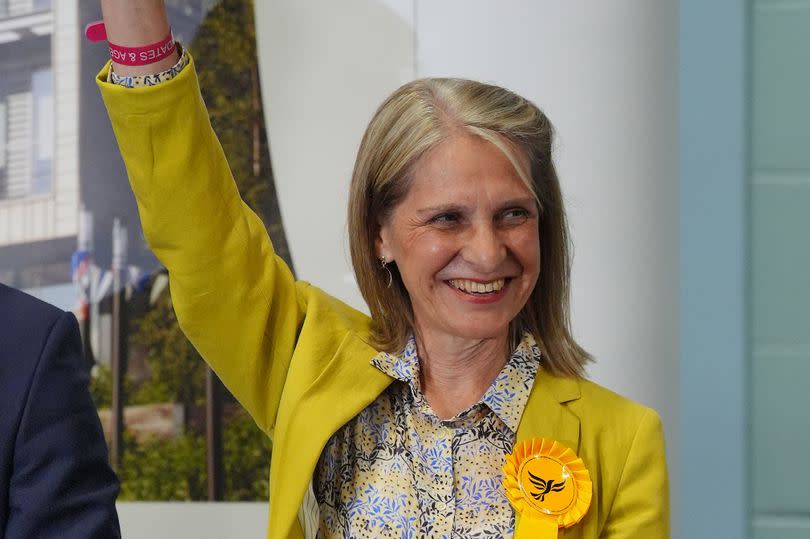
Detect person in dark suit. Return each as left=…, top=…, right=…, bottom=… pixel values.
left=0, top=283, right=121, bottom=538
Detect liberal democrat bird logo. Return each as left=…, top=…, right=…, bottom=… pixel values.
left=528, top=471, right=567, bottom=502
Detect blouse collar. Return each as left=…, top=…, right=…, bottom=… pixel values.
left=370, top=333, right=541, bottom=433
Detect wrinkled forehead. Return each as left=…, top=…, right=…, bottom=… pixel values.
left=402, top=129, right=536, bottom=201
left=385, top=131, right=536, bottom=217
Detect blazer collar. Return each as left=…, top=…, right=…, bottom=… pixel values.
left=268, top=331, right=393, bottom=539
left=516, top=366, right=581, bottom=450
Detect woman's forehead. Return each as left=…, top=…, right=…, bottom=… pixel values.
left=403, top=133, right=533, bottom=202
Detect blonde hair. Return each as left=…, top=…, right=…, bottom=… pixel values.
left=347, top=78, right=591, bottom=377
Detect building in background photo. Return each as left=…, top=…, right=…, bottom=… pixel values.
left=0, top=0, right=291, bottom=503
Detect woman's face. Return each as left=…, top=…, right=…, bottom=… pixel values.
left=377, top=132, right=541, bottom=346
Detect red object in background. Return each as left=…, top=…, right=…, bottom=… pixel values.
left=85, top=21, right=107, bottom=42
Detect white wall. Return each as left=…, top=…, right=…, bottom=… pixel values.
left=254, top=0, right=414, bottom=309
left=118, top=2, right=679, bottom=537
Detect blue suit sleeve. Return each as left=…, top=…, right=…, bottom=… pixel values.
left=6, top=312, right=121, bottom=539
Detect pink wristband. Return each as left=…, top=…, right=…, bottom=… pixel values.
left=108, top=30, right=176, bottom=67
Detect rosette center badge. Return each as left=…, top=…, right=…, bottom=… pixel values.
left=519, top=455, right=577, bottom=515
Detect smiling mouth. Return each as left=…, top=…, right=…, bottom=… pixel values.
left=447, top=278, right=508, bottom=295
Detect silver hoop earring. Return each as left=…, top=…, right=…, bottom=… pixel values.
left=379, top=256, right=393, bottom=289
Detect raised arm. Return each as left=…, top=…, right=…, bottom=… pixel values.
left=96, top=1, right=308, bottom=434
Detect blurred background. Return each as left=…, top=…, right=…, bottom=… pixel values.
left=0, top=0, right=807, bottom=538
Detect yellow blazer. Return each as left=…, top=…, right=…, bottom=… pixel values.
left=97, top=56, right=669, bottom=539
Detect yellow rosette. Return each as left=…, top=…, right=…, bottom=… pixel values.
left=503, top=437, right=592, bottom=539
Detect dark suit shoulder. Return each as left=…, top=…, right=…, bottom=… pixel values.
left=0, top=284, right=76, bottom=436
left=0, top=283, right=64, bottom=320
left=0, top=283, right=65, bottom=335
left=0, top=284, right=120, bottom=537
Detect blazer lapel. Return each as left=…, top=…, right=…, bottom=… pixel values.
left=514, top=368, right=582, bottom=531
left=268, top=331, right=393, bottom=539
left=515, top=367, right=582, bottom=450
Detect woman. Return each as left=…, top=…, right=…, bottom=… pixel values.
left=97, top=2, right=668, bottom=537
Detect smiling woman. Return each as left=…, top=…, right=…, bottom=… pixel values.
left=348, top=79, right=589, bottom=420
left=379, top=132, right=544, bottom=417
left=349, top=77, right=582, bottom=364
left=96, top=2, right=669, bottom=537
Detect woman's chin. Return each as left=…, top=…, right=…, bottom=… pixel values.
left=441, top=321, right=512, bottom=343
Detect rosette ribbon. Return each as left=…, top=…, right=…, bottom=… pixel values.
left=503, top=437, right=592, bottom=539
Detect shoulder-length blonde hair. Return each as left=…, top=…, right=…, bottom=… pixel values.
left=348, top=78, right=591, bottom=377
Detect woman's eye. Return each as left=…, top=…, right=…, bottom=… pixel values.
left=430, top=213, right=459, bottom=224
left=502, top=208, right=530, bottom=222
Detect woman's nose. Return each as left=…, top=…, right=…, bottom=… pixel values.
left=463, top=223, right=506, bottom=272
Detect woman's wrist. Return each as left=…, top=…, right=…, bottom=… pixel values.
left=100, top=0, right=179, bottom=76
left=109, top=45, right=188, bottom=88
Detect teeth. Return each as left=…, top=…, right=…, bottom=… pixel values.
left=449, top=278, right=506, bottom=294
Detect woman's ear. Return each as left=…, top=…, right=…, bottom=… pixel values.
left=375, top=220, right=393, bottom=263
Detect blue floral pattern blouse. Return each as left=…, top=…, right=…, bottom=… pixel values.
left=314, top=334, right=541, bottom=539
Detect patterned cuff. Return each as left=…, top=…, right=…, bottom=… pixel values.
left=109, top=43, right=189, bottom=88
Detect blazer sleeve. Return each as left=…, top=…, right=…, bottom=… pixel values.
left=601, top=409, right=670, bottom=538
left=6, top=312, right=120, bottom=539
left=95, top=55, right=307, bottom=434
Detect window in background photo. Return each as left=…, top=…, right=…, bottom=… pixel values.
left=0, top=0, right=52, bottom=17
left=0, top=67, right=54, bottom=200
left=31, top=68, right=53, bottom=195
left=0, top=2, right=52, bottom=202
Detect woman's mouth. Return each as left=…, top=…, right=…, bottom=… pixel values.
left=447, top=278, right=508, bottom=295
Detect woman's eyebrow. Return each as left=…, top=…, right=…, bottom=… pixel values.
left=416, top=197, right=537, bottom=216
left=495, top=197, right=538, bottom=211
left=416, top=203, right=467, bottom=216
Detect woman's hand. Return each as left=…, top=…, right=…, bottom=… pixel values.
left=100, top=0, right=179, bottom=76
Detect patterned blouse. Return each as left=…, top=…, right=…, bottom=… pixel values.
left=315, top=334, right=540, bottom=539
left=111, top=57, right=541, bottom=538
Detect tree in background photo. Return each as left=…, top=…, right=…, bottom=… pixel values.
left=90, top=0, right=291, bottom=501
